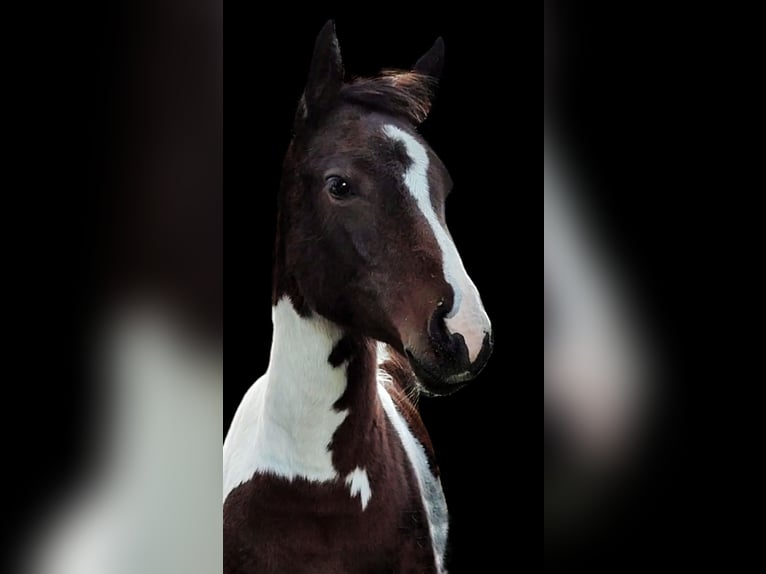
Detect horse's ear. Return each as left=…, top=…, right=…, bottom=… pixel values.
left=300, top=20, right=344, bottom=121
left=413, top=37, right=445, bottom=82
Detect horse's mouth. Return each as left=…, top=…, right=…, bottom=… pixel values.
left=405, top=350, right=473, bottom=397
left=404, top=331, right=493, bottom=397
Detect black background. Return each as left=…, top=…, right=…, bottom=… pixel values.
left=228, top=5, right=756, bottom=571
left=225, top=6, right=677, bottom=571
left=225, top=10, right=523, bottom=572
left=543, top=3, right=762, bottom=572
left=1, top=2, right=758, bottom=572
left=226, top=6, right=686, bottom=571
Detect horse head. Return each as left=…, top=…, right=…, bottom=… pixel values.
left=273, top=21, right=492, bottom=395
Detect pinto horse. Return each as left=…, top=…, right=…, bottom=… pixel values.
left=223, top=22, right=493, bottom=573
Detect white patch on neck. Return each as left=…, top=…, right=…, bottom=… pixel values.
left=377, top=382, right=448, bottom=573
left=382, top=124, right=490, bottom=363
left=344, top=467, right=372, bottom=511
left=376, top=341, right=390, bottom=366
left=223, top=298, right=351, bottom=501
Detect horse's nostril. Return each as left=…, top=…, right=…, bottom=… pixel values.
left=428, top=319, right=469, bottom=367
left=428, top=305, right=447, bottom=340
left=427, top=308, right=457, bottom=359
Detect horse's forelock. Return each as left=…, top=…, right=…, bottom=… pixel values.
left=340, top=71, right=436, bottom=125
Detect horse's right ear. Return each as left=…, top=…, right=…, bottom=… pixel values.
left=299, top=20, right=344, bottom=122
left=413, top=37, right=445, bottom=82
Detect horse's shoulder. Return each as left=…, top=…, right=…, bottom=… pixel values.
left=378, top=351, right=440, bottom=477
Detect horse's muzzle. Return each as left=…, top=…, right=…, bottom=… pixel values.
left=406, top=317, right=493, bottom=396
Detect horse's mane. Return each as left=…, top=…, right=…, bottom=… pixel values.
left=340, top=71, right=436, bottom=125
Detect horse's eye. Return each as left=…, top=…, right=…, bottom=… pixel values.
left=326, top=175, right=351, bottom=200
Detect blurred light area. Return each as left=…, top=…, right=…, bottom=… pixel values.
left=15, top=0, right=222, bottom=571
left=544, top=134, right=659, bottom=533
left=20, top=303, right=222, bottom=574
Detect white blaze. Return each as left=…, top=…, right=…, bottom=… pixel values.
left=383, top=124, right=490, bottom=363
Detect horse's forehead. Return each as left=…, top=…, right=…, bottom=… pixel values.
left=305, top=112, right=448, bottom=187
left=327, top=113, right=405, bottom=147
left=306, top=117, right=401, bottom=162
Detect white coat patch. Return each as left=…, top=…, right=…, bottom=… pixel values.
left=345, top=467, right=372, bottom=511
left=377, top=382, right=448, bottom=573
left=223, top=298, right=350, bottom=501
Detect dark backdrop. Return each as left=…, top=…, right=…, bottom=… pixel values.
left=543, top=2, right=760, bottom=572
left=224, top=5, right=698, bottom=572
left=2, top=3, right=752, bottom=572
left=224, top=10, right=525, bottom=572
left=226, top=5, right=691, bottom=571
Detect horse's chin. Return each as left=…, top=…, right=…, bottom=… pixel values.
left=405, top=350, right=474, bottom=397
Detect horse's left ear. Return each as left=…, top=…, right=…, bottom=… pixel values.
left=300, top=20, right=345, bottom=122
left=413, top=37, right=445, bottom=82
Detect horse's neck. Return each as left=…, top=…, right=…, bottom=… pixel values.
left=260, top=297, right=379, bottom=478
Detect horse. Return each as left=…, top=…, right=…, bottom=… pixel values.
left=223, top=21, right=493, bottom=573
